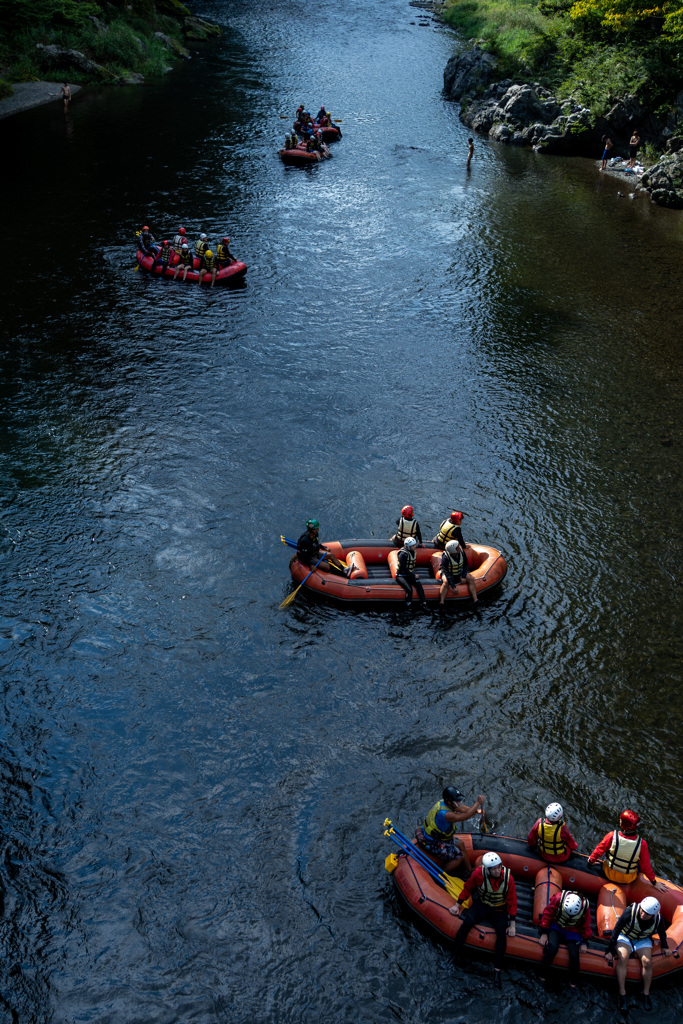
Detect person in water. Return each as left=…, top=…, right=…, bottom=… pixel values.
left=438, top=539, right=477, bottom=605
left=217, top=237, right=235, bottom=268
left=173, top=243, right=193, bottom=281
left=449, top=851, right=517, bottom=988
left=417, top=786, right=483, bottom=875
left=390, top=505, right=422, bottom=547
left=58, top=81, right=71, bottom=112
left=467, top=137, right=474, bottom=169
left=433, top=510, right=465, bottom=550
left=538, top=890, right=591, bottom=989
left=588, top=810, right=668, bottom=892
left=527, top=802, right=578, bottom=864
left=395, top=537, right=430, bottom=612
left=296, top=520, right=351, bottom=576
left=198, top=248, right=218, bottom=287
left=606, top=896, right=672, bottom=1011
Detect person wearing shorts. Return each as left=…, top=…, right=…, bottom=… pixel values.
left=601, top=135, right=613, bottom=170
left=629, top=131, right=640, bottom=169
left=605, top=897, right=672, bottom=1011
left=417, top=786, right=484, bottom=875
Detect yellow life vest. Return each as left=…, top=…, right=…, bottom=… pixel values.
left=194, top=239, right=208, bottom=258
left=477, top=867, right=510, bottom=909
left=203, top=253, right=216, bottom=271
left=217, top=243, right=232, bottom=263
left=179, top=249, right=192, bottom=265
left=604, top=832, right=642, bottom=882
left=555, top=893, right=588, bottom=929
left=423, top=800, right=456, bottom=841
left=445, top=548, right=464, bottom=577
left=398, top=549, right=416, bottom=575
left=396, top=516, right=418, bottom=542
left=538, top=819, right=567, bottom=859
left=159, top=243, right=170, bottom=261
left=621, top=903, right=659, bottom=941
left=437, top=519, right=459, bottom=546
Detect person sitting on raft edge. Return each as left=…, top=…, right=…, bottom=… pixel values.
left=433, top=510, right=465, bottom=550
left=417, top=786, right=483, bottom=876
left=395, top=537, right=430, bottom=613
left=438, top=539, right=477, bottom=606
left=390, top=504, right=422, bottom=547
left=588, top=809, right=668, bottom=892
left=173, top=243, right=193, bottom=281
left=606, top=896, right=672, bottom=1012
left=296, top=519, right=353, bottom=577
left=449, top=851, right=517, bottom=989
left=527, top=802, right=578, bottom=864
left=538, top=890, right=592, bottom=990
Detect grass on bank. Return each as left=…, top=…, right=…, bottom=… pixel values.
left=443, top=0, right=683, bottom=117
left=0, top=0, right=187, bottom=84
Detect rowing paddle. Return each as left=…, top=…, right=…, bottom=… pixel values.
left=280, top=534, right=347, bottom=566
left=280, top=551, right=327, bottom=609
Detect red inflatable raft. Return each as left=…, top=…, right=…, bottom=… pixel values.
left=279, top=141, right=331, bottom=165
left=288, top=540, right=506, bottom=605
left=135, top=250, right=247, bottom=285
left=389, top=832, right=683, bottom=981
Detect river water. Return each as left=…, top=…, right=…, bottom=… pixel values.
left=0, top=0, right=682, bottom=1020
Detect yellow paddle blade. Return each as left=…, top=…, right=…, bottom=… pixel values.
left=279, top=584, right=302, bottom=609
left=334, top=119, right=342, bottom=123
left=439, top=872, right=465, bottom=901
left=132, top=265, right=140, bottom=271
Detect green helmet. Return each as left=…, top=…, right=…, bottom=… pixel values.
left=306, top=519, right=320, bottom=530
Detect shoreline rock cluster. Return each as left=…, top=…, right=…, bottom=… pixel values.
left=444, top=46, right=683, bottom=209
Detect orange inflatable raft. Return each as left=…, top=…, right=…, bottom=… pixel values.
left=389, top=833, right=683, bottom=980
left=288, top=540, right=506, bottom=605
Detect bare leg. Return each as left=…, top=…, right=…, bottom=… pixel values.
left=465, top=572, right=478, bottom=603
left=640, top=950, right=653, bottom=995
left=439, top=577, right=449, bottom=605
left=616, top=946, right=629, bottom=995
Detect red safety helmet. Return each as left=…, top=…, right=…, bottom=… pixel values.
left=163, top=240, right=169, bottom=246
left=401, top=505, right=414, bottom=518
left=178, top=227, right=186, bottom=235
left=142, top=226, right=149, bottom=232
left=222, top=236, right=230, bottom=245
left=449, top=511, right=463, bottom=524
left=620, top=809, right=640, bottom=831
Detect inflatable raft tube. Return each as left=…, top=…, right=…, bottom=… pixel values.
left=288, top=540, right=506, bottom=605
left=279, top=141, right=330, bottom=165
left=390, top=832, right=683, bottom=981
left=135, top=250, right=247, bottom=285
left=315, top=122, right=341, bottom=141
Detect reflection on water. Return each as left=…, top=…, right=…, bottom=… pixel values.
left=0, top=0, right=682, bottom=1019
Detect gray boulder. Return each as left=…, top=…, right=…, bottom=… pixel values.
left=443, top=46, right=497, bottom=101
left=640, top=151, right=683, bottom=208
left=36, top=43, right=106, bottom=77
left=183, top=15, right=222, bottom=40
left=606, top=94, right=644, bottom=133
left=154, top=31, right=190, bottom=58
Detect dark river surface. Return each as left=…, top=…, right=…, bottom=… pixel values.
left=1, top=0, right=682, bottom=1020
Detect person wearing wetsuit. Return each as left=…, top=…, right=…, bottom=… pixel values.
left=395, top=537, right=429, bottom=612
left=138, top=226, right=157, bottom=258
left=538, top=890, right=591, bottom=988
left=217, top=238, right=235, bottom=268
left=438, top=539, right=477, bottom=605
left=296, top=519, right=350, bottom=576
left=449, top=852, right=517, bottom=988
left=606, top=897, right=672, bottom=1011
left=390, top=505, right=422, bottom=547
left=433, top=510, right=465, bottom=550
left=527, top=802, right=578, bottom=864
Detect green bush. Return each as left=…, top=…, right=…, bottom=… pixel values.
left=557, top=45, right=649, bottom=115
left=0, top=77, right=13, bottom=97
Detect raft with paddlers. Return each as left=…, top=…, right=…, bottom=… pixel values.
left=135, top=249, right=247, bottom=284
left=383, top=826, right=683, bottom=981
left=286, top=539, right=506, bottom=605
left=279, top=140, right=331, bottom=165
left=314, top=122, right=341, bottom=142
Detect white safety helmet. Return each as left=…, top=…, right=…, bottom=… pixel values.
left=545, top=802, right=563, bottom=822
left=200, top=233, right=207, bottom=240
left=445, top=539, right=461, bottom=556
left=640, top=897, right=660, bottom=917
left=561, top=893, right=583, bottom=916
left=181, top=243, right=188, bottom=249
left=404, top=537, right=418, bottom=551
left=482, top=852, right=502, bottom=870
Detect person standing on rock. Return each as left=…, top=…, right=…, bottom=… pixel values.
left=601, top=135, right=613, bottom=170
left=467, top=137, right=474, bottom=169
left=629, top=131, right=641, bottom=170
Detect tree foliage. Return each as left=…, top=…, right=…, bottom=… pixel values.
left=569, top=0, right=683, bottom=41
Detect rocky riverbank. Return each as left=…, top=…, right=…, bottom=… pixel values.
left=444, top=45, right=683, bottom=209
